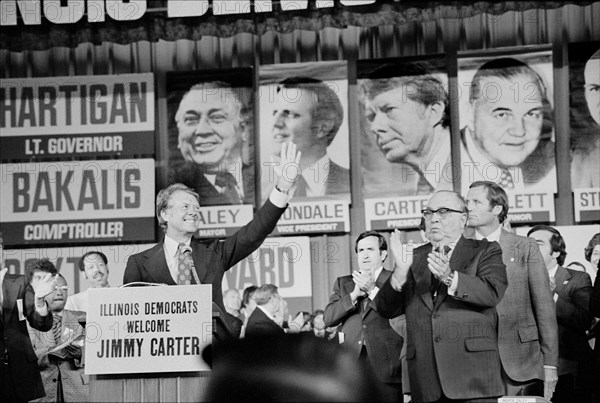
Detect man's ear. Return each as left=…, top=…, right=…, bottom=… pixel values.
left=466, top=101, right=476, bottom=132
left=315, top=119, right=334, bottom=140
left=381, top=250, right=388, bottom=263
left=160, top=209, right=169, bottom=223
left=428, top=101, right=445, bottom=127
left=492, top=205, right=503, bottom=218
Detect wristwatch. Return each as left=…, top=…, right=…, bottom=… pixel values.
left=442, top=270, right=455, bottom=287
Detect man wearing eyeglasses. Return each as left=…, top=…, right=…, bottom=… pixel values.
left=27, top=270, right=88, bottom=402
left=374, top=190, right=507, bottom=402
left=124, top=143, right=301, bottom=336
left=465, top=181, right=558, bottom=400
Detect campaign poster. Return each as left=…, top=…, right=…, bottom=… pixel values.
left=3, top=243, right=155, bottom=294
left=258, top=61, right=350, bottom=235
left=569, top=41, right=600, bottom=223
left=0, top=159, right=156, bottom=246
left=357, top=56, right=452, bottom=230
left=166, top=69, right=255, bottom=238
left=0, top=73, right=155, bottom=161
left=221, top=236, right=312, bottom=318
left=458, top=47, right=557, bottom=223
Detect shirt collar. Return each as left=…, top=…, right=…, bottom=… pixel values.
left=164, top=234, right=190, bottom=258
left=475, top=225, right=502, bottom=242
left=464, top=127, right=524, bottom=189
left=548, top=264, right=559, bottom=279
left=204, top=157, right=245, bottom=198
left=0, top=267, right=7, bottom=285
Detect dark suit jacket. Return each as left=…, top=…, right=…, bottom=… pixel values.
left=172, top=162, right=255, bottom=206
left=493, top=230, right=559, bottom=382
left=323, top=269, right=403, bottom=384
left=591, top=274, right=600, bottom=393
left=123, top=199, right=286, bottom=316
left=1, top=274, right=53, bottom=401
left=554, top=266, right=593, bottom=375
left=375, top=237, right=507, bottom=402
left=294, top=160, right=350, bottom=197
left=244, top=307, right=285, bottom=338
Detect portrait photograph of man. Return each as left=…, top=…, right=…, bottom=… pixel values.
left=458, top=50, right=557, bottom=195
left=258, top=61, right=351, bottom=202
left=569, top=41, right=600, bottom=190
left=358, top=57, right=454, bottom=198
left=167, top=69, right=255, bottom=207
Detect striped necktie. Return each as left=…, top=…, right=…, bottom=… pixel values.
left=52, top=314, right=62, bottom=345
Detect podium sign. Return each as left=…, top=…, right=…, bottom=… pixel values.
left=85, top=285, right=212, bottom=375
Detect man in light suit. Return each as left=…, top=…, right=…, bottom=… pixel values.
left=324, top=231, right=403, bottom=402
left=1, top=236, right=55, bottom=402
left=244, top=284, right=286, bottom=338
left=124, top=143, right=301, bottom=332
left=528, top=225, right=594, bottom=403
left=171, top=80, right=255, bottom=206
left=28, top=272, right=87, bottom=402
left=465, top=181, right=558, bottom=399
left=375, top=190, right=507, bottom=402
left=269, top=77, right=350, bottom=199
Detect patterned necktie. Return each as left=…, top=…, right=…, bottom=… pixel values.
left=498, top=169, right=514, bottom=190
left=177, top=243, right=193, bottom=285
left=215, top=172, right=242, bottom=204
left=52, top=314, right=62, bottom=345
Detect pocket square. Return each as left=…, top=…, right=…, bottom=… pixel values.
left=510, top=257, right=515, bottom=262
left=563, top=280, right=569, bottom=284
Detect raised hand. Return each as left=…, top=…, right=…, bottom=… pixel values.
left=427, top=244, right=451, bottom=280
left=274, top=141, right=302, bottom=191
left=389, top=229, right=413, bottom=289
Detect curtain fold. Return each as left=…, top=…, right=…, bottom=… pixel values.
left=0, top=1, right=588, bottom=51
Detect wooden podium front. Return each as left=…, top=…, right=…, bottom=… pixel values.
left=90, top=372, right=211, bottom=402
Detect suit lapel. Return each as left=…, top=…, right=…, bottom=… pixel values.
left=143, top=244, right=177, bottom=285
left=191, top=243, right=207, bottom=284
left=554, top=266, right=571, bottom=296
left=3, top=276, right=20, bottom=323
left=414, top=245, right=435, bottom=312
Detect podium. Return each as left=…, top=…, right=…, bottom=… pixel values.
left=86, top=284, right=225, bottom=402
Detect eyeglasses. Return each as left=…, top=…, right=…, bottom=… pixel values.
left=421, top=207, right=465, bottom=220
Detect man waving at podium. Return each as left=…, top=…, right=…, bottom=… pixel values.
left=123, top=143, right=301, bottom=321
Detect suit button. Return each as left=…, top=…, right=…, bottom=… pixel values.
left=362, top=324, right=366, bottom=329
left=53, top=379, right=57, bottom=382
left=434, top=336, right=440, bottom=342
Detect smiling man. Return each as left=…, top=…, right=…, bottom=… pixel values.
left=65, top=251, right=110, bottom=313
left=323, top=231, right=403, bottom=401
left=269, top=77, right=349, bottom=198
left=124, top=143, right=301, bottom=330
left=461, top=57, right=556, bottom=193
left=171, top=81, right=254, bottom=206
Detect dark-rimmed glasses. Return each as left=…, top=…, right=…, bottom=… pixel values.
left=421, top=207, right=464, bottom=220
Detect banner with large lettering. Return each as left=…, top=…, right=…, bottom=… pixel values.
left=458, top=47, right=557, bottom=224
left=357, top=55, right=453, bottom=231
left=0, top=159, right=155, bottom=246
left=0, top=73, right=155, bottom=161
left=568, top=41, right=600, bottom=222
left=222, top=236, right=312, bottom=315
left=85, top=285, right=212, bottom=374
left=3, top=243, right=155, bottom=294
left=258, top=61, right=351, bottom=234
